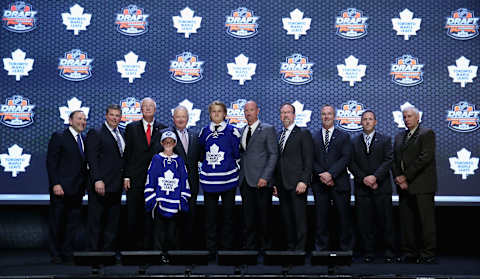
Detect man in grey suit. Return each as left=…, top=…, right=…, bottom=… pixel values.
left=239, top=101, right=278, bottom=251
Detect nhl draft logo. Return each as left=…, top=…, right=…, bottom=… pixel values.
left=2, top=2, right=37, bottom=32
left=3, top=49, right=34, bottom=81
left=0, top=144, right=31, bottom=177
left=335, top=100, right=365, bottom=131
left=171, top=99, right=201, bottom=128
left=226, top=99, right=247, bottom=128
left=225, top=7, right=259, bottom=38
left=392, top=9, right=421, bottom=40
left=446, top=101, right=480, bottom=132
left=59, top=97, right=89, bottom=124
left=62, top=4, right=91, bottom=35
left=448, top=56, right=477, bottom=88
left=172, top=7, right=202, bottom=38
left=282, top=9, right=311, bottom=40
left=227, top=54, right=256, bottom=85
left=337, top=55, right=366, bottom=87
left=119, top=97, right=142, bottom=129
left=390, top=55, right=424, bottom=86
left=115, top=5, right=148, bottom=36
left=116, top=51, right=146, bottom=83
left=280, top=54, right=314, bottom=85
left=169, top=52, right=204, bottom=83
left=445, top=8, right=479, bottom=40
left=58, top=49, right=93, bottom=81
left=292, top=101, right=311, bottom=127
left=449, top=148, right=479, bottom=180
left=0, top=95, right=35, bottom=128
left=392, top=102, right=423, bottom=129
left=335, top=8, right=368, bottom=39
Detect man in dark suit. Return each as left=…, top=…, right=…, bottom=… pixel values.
left=160, top=105, right=201, bottom=249
left=393, top=106, right=437, bottom=264
left=239, top=101, right=278, bottom=251
left=274, top=103, right=313, bottom=251
left=349, top=110, right=394, bottom=263
left=123, top=97, right=166, bottom=250
left=85, top=104, right=125, bottom=251
left=46, top=110, right=88, bottom=264
left=312, top=105, right=352, bottom=252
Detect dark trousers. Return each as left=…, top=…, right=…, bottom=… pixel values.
left=311, top=184, right=353, bottom=251
left=153, top=213, right=177, bottom=252
left=399, top=192, right=436, bottom=258
left=48, top=194, right=83, bottom=259
left=355, top=194, right=394, bottom=257
left=241, top=181, right=272, bottom=250
left=126, top=188, right=153, bottom=250
left=204, top=187, right=236, bottom=253
left=177, top=191, right=198, bottom=249
left=277, top=185, right=307, bottom=251
left=87, top=190, right=122, bottom=251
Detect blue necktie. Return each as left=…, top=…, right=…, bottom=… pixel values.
left=77, top=134, right=84, bottom=158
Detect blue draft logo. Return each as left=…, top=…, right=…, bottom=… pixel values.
left=335, top=8, right=368, bottom=39
left=169, top=52, right=204, bottom=83
left=225, top=7, right=259, bottom=38
left=115, top=5, right=148, bottom=36
left=446, top=101, right=480, bottom=132
left=226, top=99, right=248, bottom=128
left=0, top=95, right=35, bottom=128
left=119, top=97, right=142, bottom=129
left=280, top=54, right=314, bottom=85
left=335, top=100, right=365, bottom=131
left=445, top=8, right=479, bottom=40
left=58, top=49, right=93, bottom=81
left=2, top=2, right=36, bottom=32
left=390, top=55, right=424, bottom=86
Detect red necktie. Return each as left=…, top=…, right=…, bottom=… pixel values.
left=146, top=123, right=151, bottom=146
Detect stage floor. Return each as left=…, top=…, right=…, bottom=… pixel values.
left=1, top=249, right=479, bottom=278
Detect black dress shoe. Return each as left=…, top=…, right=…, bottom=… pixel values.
left=51, top=256, right=62, bottom=264
left=384, top=256, right=393, bottom=263
left=160, top=254, right=169, bottom=265
left=418, top=256, right=436, bottom=264
left=397, top=255, right=418, bottom=263
left=363, top=256, right=374, bottom=263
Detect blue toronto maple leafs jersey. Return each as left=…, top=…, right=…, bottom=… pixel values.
left=144, top=153, right=191, bottom=218
left=198, top=121, right=241, bottom=193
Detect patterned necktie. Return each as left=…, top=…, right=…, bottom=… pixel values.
left=279, top=128, right=287, bottom=152
left=114, top=128, right=123, bottom=156
left=180, top=130, right=188, bottom=154
left=324, top=129, right=330, bottom=151
left=365, top=135, right=371, bottom=153
left=146, top=123, right=151, bottom=146
left=246, top=126, right=252, bottom=148
left=77, top=134, right=84, bottom=158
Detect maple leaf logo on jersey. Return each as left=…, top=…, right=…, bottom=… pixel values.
left=227, top=54, right=256, bottom=85
left=0, top=95, right=35, bottom=128
left=335, top=100, right=365, bottom=131
left=119, top=97, right=142, bottom=129
left=116, top=51, right=146, bottom=83
left=170, top=99, right=201, bottom=128
left=280, top=54, right=314, bottom=85
left=0, top=144, right=31, bottom=177
left=169, top=52, right=204, bottom=83
left=226, top=99, right=248, bottom=128
left=62, top=4, right=91, bottom=35
left=206, top=144, right=224, bottom=169
left=115, top=5, right=148, bottom=36
left=337, top=55, right=366, bottom=87
left=335, top=8, right=368, bottom=39
left=445, top=8, right=479, bottom=40
left=446, top=101, right=480, bottom=132
left=173, top=7, right=202, bottom=38
left=448, top=56, right=477, bottom=88
left=392, top=9, right=421, bottom=40
left=59, top=97, right=89, bottom=125
left=58, top=49, right=93, bottom=81
left=292, top=101, right=311, bottom=127
left=225, top=7, right=259, bottom=38
left=3, top=49, right=34, bottom=81
left=2, top=2, right=37, bottom=32
left=282, top=9, right=311, bottom=40
left=158, top=170, right=179, bottom=195
left=392, top=102, right=423, bottom=129
left=449, top=148, right=479, bottom=180
left=390, top=55, right=424, bottom=86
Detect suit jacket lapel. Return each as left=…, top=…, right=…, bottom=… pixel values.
left=248, top=122, right=262, bottom=146
left=66, top=128, right=83, bottom=159
left=283, top=126, right=298, bottom=152
left=103, top=124, right=123, bottom=157
left=173, top=129, right=188, bottom=158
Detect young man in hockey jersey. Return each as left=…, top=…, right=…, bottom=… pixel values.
left=199, top=100, right=241, bottom=258
left=144, top=131, right=191, bottom=258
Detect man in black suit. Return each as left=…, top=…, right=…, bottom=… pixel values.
left=123, top=97, right=166, bottom=250
left=392, top=106, right=437, bottom=264
left=312, top=105, right=352, bottom=252
left=46, top=110, right=88, bottom=264
left=160, top=105, right=201, bottom=249
left=239, top=101, right=278, bottom=251
left=349, top=110, right=394, bottom=263
left=274, top=103, right=313, bottom=251
left=85, top=104, right=125, bottom=251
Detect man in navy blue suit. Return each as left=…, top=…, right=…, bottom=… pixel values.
left=46, top=110, right=88, bottom=264
left=312, top=105, right=352, bottom=252
left=349, top=110, right=394, bottom=263
left=85, top=104, right=125, bottom=251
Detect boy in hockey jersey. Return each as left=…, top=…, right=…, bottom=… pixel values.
left=144, top=131, right=190, bottom=255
